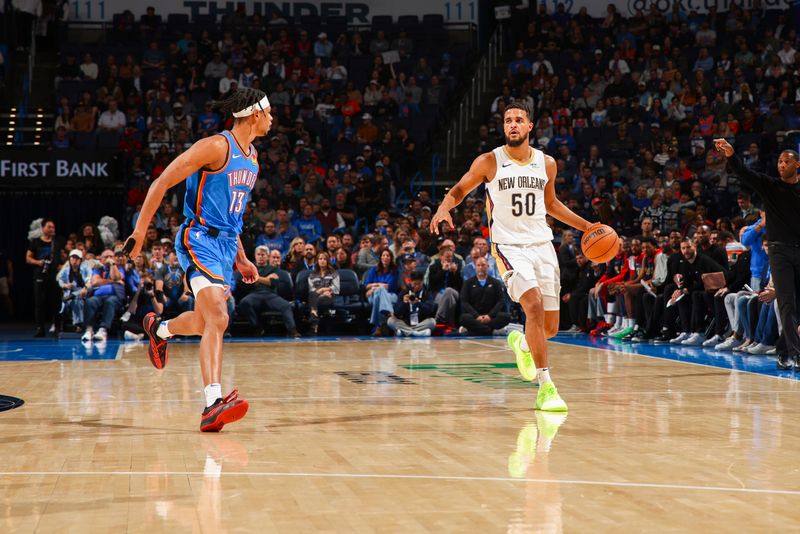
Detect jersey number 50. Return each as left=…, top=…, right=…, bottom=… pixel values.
left=229, top=191, right=246, bottom=214
left=511, top=192, right=536, bottom=216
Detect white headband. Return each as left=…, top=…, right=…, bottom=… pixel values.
left=232, top=95, right=271, bottom=118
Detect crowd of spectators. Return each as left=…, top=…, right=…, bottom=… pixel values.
left=488, top=2, right=795, bottom=355
left=22, top=4, right=799, bottom=351
left=51, top=6, right=463, bottom=224
left=24, top=213, right=518, bottom=339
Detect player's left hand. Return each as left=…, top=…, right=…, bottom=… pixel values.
left=236, top=257, right=258, bottom=284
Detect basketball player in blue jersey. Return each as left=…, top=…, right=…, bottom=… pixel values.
left=430, top=102, right=592, bottom=412
left=122, top=88, right=270, bottom=432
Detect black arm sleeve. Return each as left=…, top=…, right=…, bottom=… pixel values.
left=727, top=154, right=770, bottom=196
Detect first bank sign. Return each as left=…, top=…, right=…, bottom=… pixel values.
left=0, top=158, right=109, bottom=178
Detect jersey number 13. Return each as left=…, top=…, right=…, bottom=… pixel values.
left=229, top=191, right=246, bottom=214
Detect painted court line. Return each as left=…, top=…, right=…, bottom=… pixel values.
left=19, top=393, right=533, bottom=406
left=19, top=388, right=800, bottom=406
left=466, top=340, right=507, bottom=351
left=0, top=470, right=798, bottom=496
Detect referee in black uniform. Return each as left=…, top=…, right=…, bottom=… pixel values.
left=715, top=138, right=800, bottom=370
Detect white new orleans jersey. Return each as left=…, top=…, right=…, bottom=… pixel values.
left=485, top=146, right=553, bottom=245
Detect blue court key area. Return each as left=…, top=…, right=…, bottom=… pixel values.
left=551, top=333, right=799, bottom=381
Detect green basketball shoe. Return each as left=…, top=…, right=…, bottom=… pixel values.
left=535, top=382, right=568, bottom=412
left=508, top=330, right=535, bottom=381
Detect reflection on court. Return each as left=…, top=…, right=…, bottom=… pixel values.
left=1, top=337, right=800, bottom=531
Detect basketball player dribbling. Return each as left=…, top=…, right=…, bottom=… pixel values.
left=430, top=102, right=592, bottom=411
left=122, top=88, right=270, bottom=431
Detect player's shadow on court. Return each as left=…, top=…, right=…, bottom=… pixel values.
left=0, top=418, right=201, bottom=444
left=267, top=406, right=520, bottom=428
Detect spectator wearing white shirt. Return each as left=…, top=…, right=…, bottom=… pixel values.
left=204, top=52, right=228, bottom=80
left=325, top=58, right=348, bottom=83
left=97, top=100, right=126, bottom=133
left=218, top=68, right=237, bottom=96
left=363, top=80, right=382, bottom=108
left=532, top=52, right=554, bottom=75
left=777, top=41, right=796, bottom=66
left=608, top=50, right=630, bottom=75
left=80, top=53, right=98, bottom=80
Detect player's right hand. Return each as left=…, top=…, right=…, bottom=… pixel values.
left=430, top=208, right=453, bottom=235
left=713, top=138, right=734, bottom=157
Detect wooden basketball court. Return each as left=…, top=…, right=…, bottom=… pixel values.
left=2, top=336, right=800, bottom=532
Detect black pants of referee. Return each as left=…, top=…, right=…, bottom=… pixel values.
left=34, top=278, right=61, bottom=331
left=769, top=243, right=800, bottom=357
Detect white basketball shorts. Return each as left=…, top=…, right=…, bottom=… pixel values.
left=491, top=241, right=561, bottom=311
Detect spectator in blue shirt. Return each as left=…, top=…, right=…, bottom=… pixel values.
left=256, top=220, right=285, bottom=252
left=52, top=127, right=71, bottom=149
left=740, top=213, right=769, bottom=291
left=615, top=24, right=636, bottom=49
left=507, top=49, right=532, bottom=78
left=276, top=209, right=299, bottom=253
left=548, top=126, right=577, bottom=153
left=693, top=48, right=714, bottom=72
left=197, top=102, right=221, bottom=134
left=295, top=204, right=323, bottom=245
left=157, top=251, right=194, bottom=317
left=313, top=32, right=333, bottom=58
left=398, top=92, right=421, bottom=118
left=363, top=248, right=399, bottom=334
left=82, top=249, right=126, bottom=342
left=462, top=246, right=500, bottom=281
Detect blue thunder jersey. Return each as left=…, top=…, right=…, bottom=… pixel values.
left=183, top=130, right=258, bottom=234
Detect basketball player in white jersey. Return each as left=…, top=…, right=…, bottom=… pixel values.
left=431, top=102, right=591, bottom=411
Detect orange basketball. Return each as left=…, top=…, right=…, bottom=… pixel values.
left=580, top=223, right=620, bottom=264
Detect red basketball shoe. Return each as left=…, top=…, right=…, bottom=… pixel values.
left=142, top=312, right=168, bottom=369
left=200, top=389, right=249, bottom=432
left=590, top=321, right=612, bottom=337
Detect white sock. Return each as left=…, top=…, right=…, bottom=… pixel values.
left=625, top=318, right=633, bottom=328
left=536, top=368, right=552, bottom=386
left=520, top=336, right=530, bottom=352
left=604, top=314, right=613, bottom=323
left=156, top=320, right=172, bottom=339
left=614, top=316, right=623, bottom=328
left=204, top=383, right=222, bottom=408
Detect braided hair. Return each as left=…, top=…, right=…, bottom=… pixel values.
left=213, top=88, right=267, bottom=120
